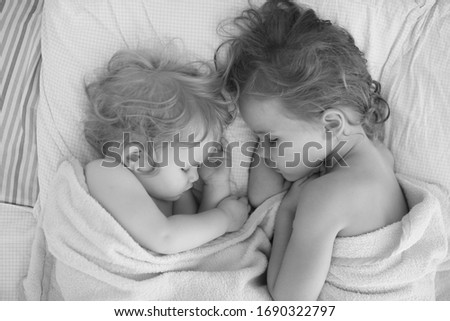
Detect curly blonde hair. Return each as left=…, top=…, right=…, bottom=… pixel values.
left=216, top=0, right=389, bottom=141
left=84, top=49, right=232, bottom=166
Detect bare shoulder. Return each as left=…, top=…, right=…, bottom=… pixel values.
left=85, top=159, right=111, bottom=182
left=323, top=164, right=407, bottom=236
left=293, top=174, right=351, bottom=236
left=85, top=159, right=133, bottom=194
left=295, top=139, right=407, bottom=237
left=293, top=169, right=390, bottom=234
left=85, top=158, right=127, bottom=174
left=84, top=159, right=150, bottom=214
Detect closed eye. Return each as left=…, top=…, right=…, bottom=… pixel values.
left=268, top=137, right=278, bottom=146
left=258, top=133, right=278, bottom=141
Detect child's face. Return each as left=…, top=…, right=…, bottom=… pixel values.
left=240, top=96, right=327, bottom=182
left=134, top=133, right=215, bottom=201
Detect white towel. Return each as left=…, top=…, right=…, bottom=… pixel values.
left=40, top=157, right=281, bottom=300
left=33, top=158, right=448, bottom=300
left=319, top=175, right=448, bottom=300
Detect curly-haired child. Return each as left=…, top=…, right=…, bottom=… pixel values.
left=217, top=0, right=408, bottom=300
left=84, top=49, right=249, bottom=255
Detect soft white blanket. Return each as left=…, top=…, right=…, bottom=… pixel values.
left=319, top=175, right=448, bottom=300
left=40, top=157, right=280, bottom=300
left=36, top=158, right=447, bottom=301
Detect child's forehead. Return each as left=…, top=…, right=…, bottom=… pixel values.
left=166, top=131, right=220, bottom=161
left=239, top=96, right=286, bottom=127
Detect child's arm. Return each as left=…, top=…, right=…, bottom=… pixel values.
left=248, top=148, right=290, bottom=208
left=199, top=181, right=230, bottom=212
left=198, top=147, right=231, bottom=212
left=267, top=199, right=295, bottom=292
left=267, top=176, right=346, bottom=301
left=267, top=175, right=312, bottom=292
left=86, top=160, right=249, bottom=254
left=173, top=190, right=198, bottom=214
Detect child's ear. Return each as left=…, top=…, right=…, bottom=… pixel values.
left=321, top=108, right=346, bottom=137
left=122, top=144, right=144, bottom=172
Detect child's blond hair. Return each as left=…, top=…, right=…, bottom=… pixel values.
left=84, top=49, right=232, bottom=167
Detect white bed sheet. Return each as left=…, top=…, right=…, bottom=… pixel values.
left=0, top=203, right=36, bottom=300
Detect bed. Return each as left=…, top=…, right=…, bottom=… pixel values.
left=1, top=0, right=449, bottom=300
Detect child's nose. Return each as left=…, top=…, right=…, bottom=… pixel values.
left=188, top=167, right=199, bottom=183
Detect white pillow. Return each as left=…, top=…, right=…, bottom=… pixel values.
left=0, top=204, right=36, bottom=300
left=299, top=0, right=433, bottom=80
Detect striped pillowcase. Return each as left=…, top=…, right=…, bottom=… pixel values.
left=0, top=0, right=42, bottom=207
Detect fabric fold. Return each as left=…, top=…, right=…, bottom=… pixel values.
left=39, top=157, right=447, bottom=300
left=319, top=174, right=448, bottom=300
left=41, top=157, right=281, bottom=300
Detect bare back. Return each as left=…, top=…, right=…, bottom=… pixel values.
left=330, top=140, right=409, bottom=237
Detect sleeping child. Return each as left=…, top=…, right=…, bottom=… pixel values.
left=83, top=49, right=250, bottom=255
left=217, top=0, right=413, bottom=300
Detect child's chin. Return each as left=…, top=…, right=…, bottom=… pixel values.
left=165, top=194, right=182, bottom=201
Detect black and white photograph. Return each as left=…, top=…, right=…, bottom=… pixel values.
left=1, top=0, right=449, bottom=318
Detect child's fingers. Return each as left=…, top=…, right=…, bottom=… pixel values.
left=236, top=197, right=251, bottom=213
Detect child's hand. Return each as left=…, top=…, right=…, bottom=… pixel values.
left=199, top=138, right=231, bottom=187
left=218, top=196, right=250, bottom=232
